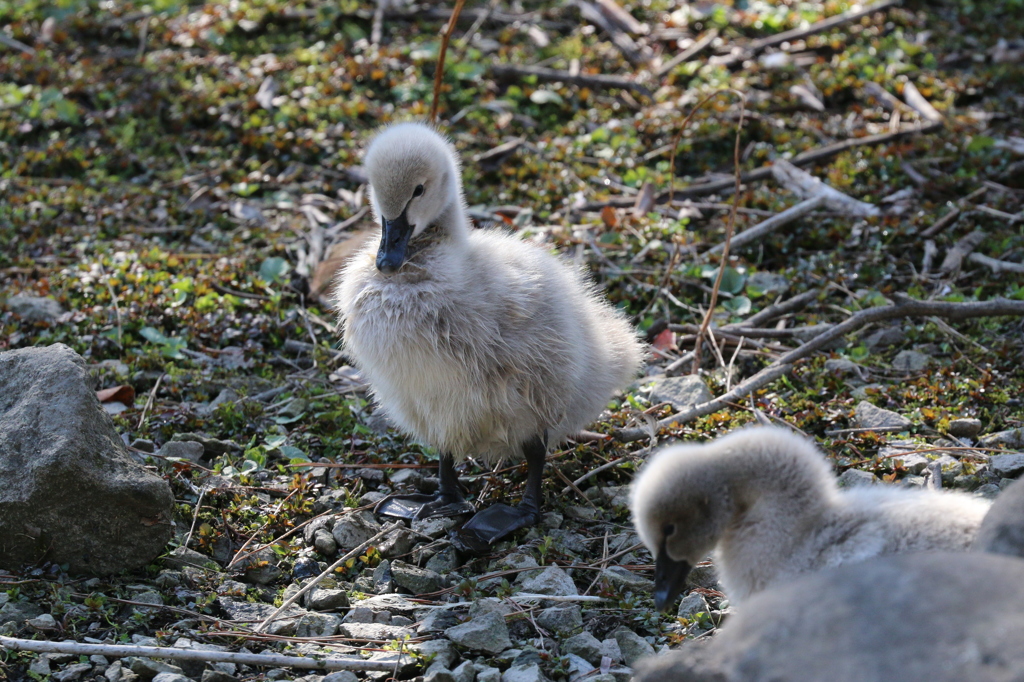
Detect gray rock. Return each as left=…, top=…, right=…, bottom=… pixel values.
left=378, top=527, right=419, bottom=559
left=306, top=586, right=349, bottom=611
left=163, top=546, right=217, bottom=571
left=323, top=673, right=358, bottom=682
left=412, top=639, right=458, bottom=669
left=633, top=553, right=1024, bottom=682
left=7, top=294, right=64, bottom=322
left=990, top=454, right=1024, bottom=478
left=391, top=560, right=447, bottom=594
left=0, top=344, right=174, bottom=574
left=0, top=601, right=44, bottom=629
left=981, top=429, right=1024, bottom=449
left=469, top=598, right=514, bottom=619
left=151, top=674, right=192, bottom=682
left=565, top=653, right=597, bottom=681
left=650, top=375, right=713, bottom=412
left=445, top=611, right=512, bottom=655
left=851, top=383, right=885, bottom=400
left=413, top=516, right=459, bottom=539
left=863, top=327, right=906, bottom=350
left=892, top=350, right=931, bottom=372
left=600, top=566, right=654, bottom=592
left=217, top=599, right=304, bottom=636
left=54, top=664, right=94, bottom=681
left=684, top=563, right=720, bottom=591
left=476, top=667, right=501, bottom=682
left=824, top=358, right=865, bottom=378
left=536, top=603, right=582, bottom=636
left=296, top=612, right=340, bottom=637
left=562, top=631, right=603, bottom=666
left=425, top=663, right=456, bottom=682
left=129, top=657, right=186, bottom=679
left=426, top=547, right=460, bottom=574
left=372, top=559, right=394, bottom=594
left=332, top=514, right=382, bottom=551
left=884, top=450, right=929, bottom=474
left=517, top=566, right=578, bottom=597
left=974, top=477, right=1024, bottom=558
left=202, top=671, right=239, bottom=682
left=169, top=432, right=241, bottom=456
left=364, top=650, right=418, bottom=678
left=975, top=483, right=1002, bottom=499
left=853, top=401, right=912, bottom=431
left=837, top=469, right=878, bottom=487
left=352, top=594, right=420, bottom=617
left=677, top=592, right=709, bottom=619
left=313, top=528, right=338, bottom=557
left=452, top=660, right=476, bottom=682
left=613, top=627, right=655, bottom=666
left=600, top=638, right=623, bottom=663
left=948, top=418, right=983, bottom=439
left=26, top=613, right=58, bottom=630
left=501, top=663, right=549, bottom=682
left=154, top=440, right=205, bottom=462
left=417, top=607, right=462, bottom=634
left=338, top=622, right=414, bottom=640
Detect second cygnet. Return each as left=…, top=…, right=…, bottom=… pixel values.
left=631, top=425, right=991, bottom=610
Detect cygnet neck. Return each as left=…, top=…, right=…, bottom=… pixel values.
left=722, top=454, right=835, bottom=534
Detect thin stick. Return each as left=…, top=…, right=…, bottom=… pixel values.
left=255, top=523, right=399, bottom=633
left=429, top=0, right=467, bottom=123
left=0, top=33, right=36, bottom=55
left=183, top=486, right=207, bottom=549
left=489, top=64, right=653, bottom=98
left=137, top=374, right=163, bottom=430
left=559, top=456, right=627, bottom=495
left=693, top=93, right=747, bottom=374
left=655, top=28, right=719, bottom=79
left=0, top=636, right=395, bottom=672
left=707, top=194, right=826, bottom=254
left=968, top=252, right=1024, bottom=275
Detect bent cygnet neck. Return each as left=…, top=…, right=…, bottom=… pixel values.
left=384, top=199, right=471, bottom=281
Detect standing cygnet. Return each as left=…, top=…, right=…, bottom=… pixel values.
left=630, top=425, right=991, bottom=610
left=335, top=122, right=644, bottom=553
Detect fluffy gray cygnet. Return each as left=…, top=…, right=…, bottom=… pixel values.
left=335, top=122, right=644, bottom=552
left=630, top=425, right=991, bottom=609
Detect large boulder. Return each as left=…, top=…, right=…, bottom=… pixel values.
left=974, top=477, right=1024, bottom=558
left=633, top=552, right=1024, bottom=682
left=0, top=344, right=174, bottom=574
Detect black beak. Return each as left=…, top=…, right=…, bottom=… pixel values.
left=654, top=545, right=692, bottom=613
left=376, top=209, right=414, bottom=274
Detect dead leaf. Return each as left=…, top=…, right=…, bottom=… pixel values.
left=601, top=205, right=620, bottom=229
left=651, top=328, right=677, bottom=352
left=96, top=385, right=136, bottom=404
left=310, top=228, right=376, bottom=304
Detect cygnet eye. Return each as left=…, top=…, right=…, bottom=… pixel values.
left=663, top=523, right=676, bottom=538
left=412, top=184, right=424, bottom=198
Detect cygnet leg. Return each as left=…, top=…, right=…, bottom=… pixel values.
left=450, top=434, right=546, bottom=555
left=375, top=454, right=476, bottom=520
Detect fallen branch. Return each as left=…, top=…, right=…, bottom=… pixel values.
left=582, top=123, right=943, bottom=210
left=770, top=159, right=880, bottom=217
left=255, top=523, right=400, bottom=633
left=616, top=295, right=1024, bottom=442
left=938, top=230, right=986, bottom=274
left=576, top=0, right=651, bottom=66
left=0, top=636, right=395, bottom=672
left=0, top=33, right=36, bottom=55
left=901, top=81, right=944, bottom=123
left=655, top=28, right=718, bottom=78
left=716, top=0, right=900, bottom=67
left=489, top=64, right=653, bottom=98
left=918, top=186, right=988, bottom=237
left=708, top=195, right=825, bottom=254
left=968, top=252, right=1024, bottom=274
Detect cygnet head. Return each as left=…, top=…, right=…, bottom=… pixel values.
left=364, top=122, right=464, bottom=274
left=631, top=444, right=734, bottom=612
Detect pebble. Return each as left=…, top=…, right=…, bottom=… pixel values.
left=677, top=592, right=709, bottom=619
left=649, top=375, right=713, bottom=412
left=891, top=350, right=931, bottom=372
left=948, top=418, right=983, bottom=439
left=517, top=566, right=578, bottom=597
left=990, top=454, right=1024, bottom=478
left=837, top=469, right=878, bottom=487
left=853, top=401, right=912, bottom=431
left=562, top=631, right=604, bottom=666
left=390, top=560, right=447, bottom=594
left=445, top=610, right=512, bottom=654
left=613, top=627, right=655, bottom=666
left=501, top=663, right=550, bottom=682
left=6, top=294, right=64, bottom=322
left=536, top=603, right=582, bottom=636
left=331, top=515, right=382, bottom=550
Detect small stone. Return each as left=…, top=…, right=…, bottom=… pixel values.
left=413, top=516, right=459, bottom=539
left=600, top=638, right=622, bottom=663
left=541, top=512, right=563, bottom=530
left=476, top=667, right=502, bottom=682
left=7, top=294, right=64, bottom=322
left=425, top=663, right=456, bottom=682
left=501, top=663, right=549, bottom=682
left=296, top=612, right=340, bottom=637
left=372, top=559, right=394, bottom=594
left=154, top=441, right=205, bottom=462
left=892, top=350, right=932, bottom=372
left=338, top=622, right=414, bottom=640
left=322, top=673, right=359, bottom=682
left=445, top=610, right=512, bottom=654
left=536, top=603, right=582, bottom=636
left=824, top=358, right=864, bottom=378
left=151, top=674, right=192, bottom=682
left=677, top=592, right=709, bottom=619
left=352, top=594, right=420, bottom=617
left=412, top=639, right=458, bottom=669
left=452, top=660, right=476, bottom=682
left=163, top=546, right=218, bottom=571
left=863, top=327, right=906, bottom=350
left=562, top=631, right=603, bottom=666
left=53, top=664, right=94, bottom=682
left=313, top=528, right=338, bottom=557
left=649, top=375, right=713, bottom=412
left=853, top=401, right=912, bottom=431
left=378, top=527, right=419, bottom=559
left=26, top=613, right=58, bottom=631
left=613, top=627, right=655, bottom=666
left=851, top=383, right=886, bottom=400
left=426, top=547, right=459, bottom=574
left=417, top=607, right=461, bottom=634
left=948, top=418, right=983, bottom=439
left=981, top=429, right=1024, bottom=449
left=306, top=587, right=349, bottom=611
left=684, top=563, right=720, bottom=591
left=293, top=556, right=320, bottom=580
left=129, top=658, right=186, bottom=679
left=886, top=451, right=929, bottom=474
left=599, top=566, right=654, bottom=592
left=838, top=469, right=878, bottom=487
left=517, top=566, right=578, bottom=597
left=332, top=515, right=383, bottom=551
left=990, top=454, right=1024, bottom=478
left=390, top=560, right=447, bottom=594
left=29, top=657, right=51, bottom=676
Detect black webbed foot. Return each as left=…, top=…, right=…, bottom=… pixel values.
left=375, top=492, right=476, bottom=520
left=449, top=503, right=542, bottom=555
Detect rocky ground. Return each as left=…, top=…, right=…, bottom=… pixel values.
left=3, top=0, right=1024, bottom=681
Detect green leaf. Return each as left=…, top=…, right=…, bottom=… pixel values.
left=280, top=446, right=309, bottom=461
left=54, top=98, right=80, bottom=124
left=723, top=295, right=751, bottom=315
left=967, top=136, right=995, bottom=153
left=259, top=257, right=290, bottom=283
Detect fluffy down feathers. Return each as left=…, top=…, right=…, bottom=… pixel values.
left=335, top=122, right=644, bottom=463
left=631, top=426, right=992, bottom=603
